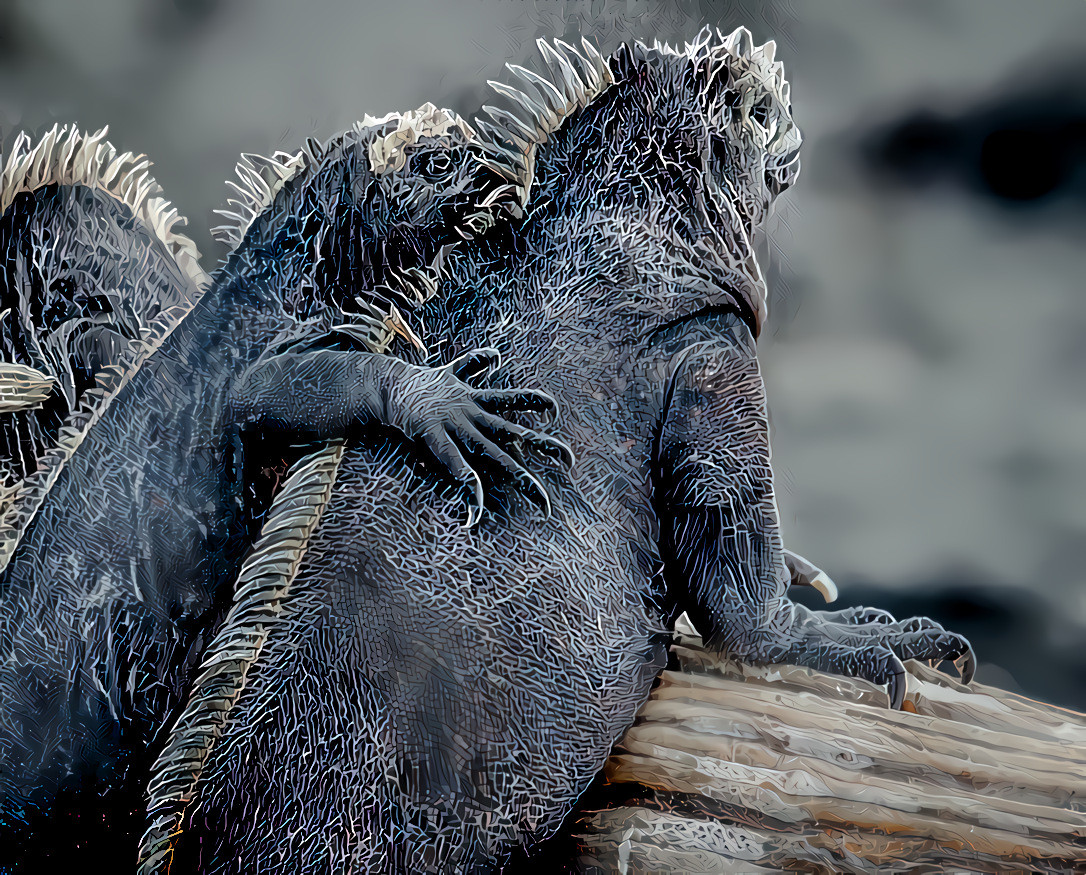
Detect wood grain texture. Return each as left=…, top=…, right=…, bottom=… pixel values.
left=573, top=617, right=1086, bottom=873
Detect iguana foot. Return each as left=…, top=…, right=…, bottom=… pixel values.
left=230, top=346, right=573, bottom=528
left=744, top=602, right=975, bottom=709
left=396, top=348, right=574, bottom=526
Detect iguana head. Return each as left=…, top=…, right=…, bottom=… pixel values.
left=692, top=26, right=802, bottom=228
left=217, top=106, right=507, bottom=353
left=609, top=27, right=802, bottom=329
left=612, top=27, right=801, bottom=227
left=357, top=104, right=504, bottom=302
left=466, top=29, right=801, bottom=335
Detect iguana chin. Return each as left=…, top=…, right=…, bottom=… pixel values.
left=154, top=27, right=976, bottom=873
left=0, top=109, right=570, bottom=862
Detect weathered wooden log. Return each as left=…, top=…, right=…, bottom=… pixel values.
left=573, top=617, right=1086, bottom=873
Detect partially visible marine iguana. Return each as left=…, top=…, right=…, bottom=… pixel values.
left=160, top=28, right=976, bottom=873
left=0, top=110, right=569, bottom=864
left=0, top=125, right=207, bottom=498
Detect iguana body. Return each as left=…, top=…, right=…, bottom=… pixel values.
left=0, top=113, right=564, bottom=865
left=171, top=30, right=974, bottom=872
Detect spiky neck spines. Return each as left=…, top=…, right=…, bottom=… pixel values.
left=470, top=37, right=615, bottom=211
left=1, top=124, right=207, bottom=292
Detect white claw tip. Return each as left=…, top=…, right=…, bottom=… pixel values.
left=810, top=572, right=838, bottom=604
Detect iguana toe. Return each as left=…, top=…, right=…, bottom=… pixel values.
left=819, top=606, right=896, bottom=626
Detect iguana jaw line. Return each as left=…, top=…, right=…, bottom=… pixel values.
left=701, top=170, right=770, bottom=335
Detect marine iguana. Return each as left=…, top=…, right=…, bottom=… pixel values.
left=161, top=28, right=976, bottom=873
left=0, top=125, right=207, bottom=496
left=0, top=112, right=568, bottom=864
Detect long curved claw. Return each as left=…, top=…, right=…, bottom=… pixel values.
left=445, top=347, right=501, bottom=386
left=886, top=657, right=908, bottom=710
left=783, top=549, right=838, bottom=604
left=474, top=410, right=574, bottom=470
left=955, top=645, right=977, bottom=685
left=522, top=431, right=575, bottom=470
left=422, top=429, right=485, bottom=528
left=516, top=468, right=552, bottom=520
left=454, top=424, right=553, bottom=521
left=854, top=644, right=908, bottom=710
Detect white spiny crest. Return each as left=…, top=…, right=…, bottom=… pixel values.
left=690, top=25, right=800, bottom=162
left=474, top=36, right=614, bottom=207
left=472, top=27, right=798, bottom=209
left=212, top=148, right=307, bottom=248
left=361, top=102, right=476, bottom=175
left=0, top=124, right=206, bottom=290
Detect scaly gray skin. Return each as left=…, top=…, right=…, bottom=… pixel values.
left=0, top=119, right=565, bottom=864
left=179, top=32, right=974, bottom=873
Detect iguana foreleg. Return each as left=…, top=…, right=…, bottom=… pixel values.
left=227, top=346, right=572, bottom=524
left=656, top=320, right=974, bottom=708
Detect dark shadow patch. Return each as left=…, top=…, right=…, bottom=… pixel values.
left=861, top=62, right=1086, bottom=215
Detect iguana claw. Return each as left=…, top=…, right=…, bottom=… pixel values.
left=784, top=549, right=838, bottom=603
left=401, top=347, right=571, bottom=527
left=772, top=553, right=975, bottom=701
left=886, top=654, right=908, bottom=710
left=956, top=647, right=977, bottom=685
left=737, top=602, right=976, bottom=710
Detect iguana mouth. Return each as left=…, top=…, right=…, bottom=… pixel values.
left=688, top=233, right=766, bottom=339
left=766, top=146, right=801, bottom=197
left=694, top=180, right=769, bottom=337
left=727, top=261, right=767, bottom=338
left=648, top=300, right=758, bottom=346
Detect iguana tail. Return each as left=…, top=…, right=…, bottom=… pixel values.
left=138, top=442, right=344, bottom=874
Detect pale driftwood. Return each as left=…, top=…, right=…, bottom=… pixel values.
left=574, top=617, right=1086, bottom=873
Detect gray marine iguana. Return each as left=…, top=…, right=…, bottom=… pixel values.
left=0, top=111, right=570, bottom=864
left=0, top=125, right=208, bottom=497
left=155, top=27, right=977, bottom=873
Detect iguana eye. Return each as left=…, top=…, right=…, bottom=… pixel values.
left=415, top=150, right=453, bottom=177
left=750, top=102, right=770, bottom=129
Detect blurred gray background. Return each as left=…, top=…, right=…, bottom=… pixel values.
left=1, top=0, right=1083, bottom=707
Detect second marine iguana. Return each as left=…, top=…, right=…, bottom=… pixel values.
left=0, top=125, right=207, bottom=510
left=0, top=111, right=568, bottom=864
left=160, top=28, right=976, bottom=873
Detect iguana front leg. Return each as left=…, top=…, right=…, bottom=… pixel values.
left=227, top=347, right=572, bottom=525
left=654, top=319, right=974, bottom=708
